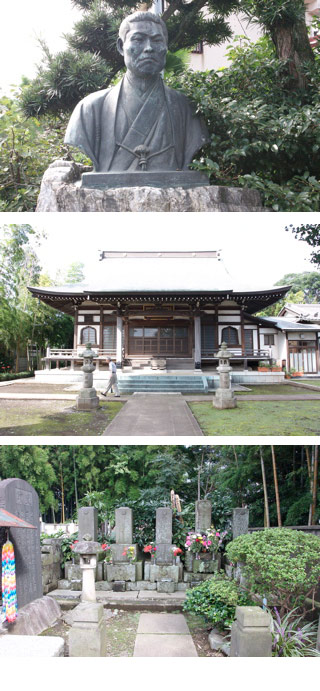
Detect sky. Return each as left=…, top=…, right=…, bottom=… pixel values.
left=7, top=211, right=319, bottom=289
left=1, top=1, right=82, bottom=95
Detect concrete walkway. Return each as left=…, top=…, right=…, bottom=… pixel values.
left=102, top=393, right=203, bottom=436
left=133, top=613, right=197, bottom=657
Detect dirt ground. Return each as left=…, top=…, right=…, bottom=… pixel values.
left=42, top=609, right=224, bottom=657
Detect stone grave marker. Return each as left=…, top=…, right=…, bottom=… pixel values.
left=155, top=507, right=174, bottom=565
left=232, top=508, right=249, bottom=540
left=78, top=507, right=98, bottom=541
left=0, top=478, right=42, bottom=608
left=195, top=500, right=212, bottom=533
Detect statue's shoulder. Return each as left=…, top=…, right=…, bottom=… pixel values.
left=163, top=83, right=197, bottom=116
left=77, top=87, right=113, bottom=111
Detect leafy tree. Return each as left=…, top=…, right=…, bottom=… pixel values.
left=168, top=34, right=320, bottom=210
left=285, top=223, right=320, bottom=267
left=0, top=92, right=76, bottom=212
left=0, top=445, right=56, bottom=514
left=21, top=0, right=240, bottom=116
left=0, top=224, right=75, bottom=370
left=257, top=271, right=320, bottom=317
left=240, top=0, right=314, bottom=89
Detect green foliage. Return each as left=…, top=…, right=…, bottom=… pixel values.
left=0, top=224, right=74, bottom=369
left=0, top=371, right=33, bottom=381
left=183, top=573, right=252, bottom=630
left=270, top=607, right=320, bottom=657
left=226, top=529, right=320, bottom=613
left=0, top=94, right=70, bottom=212
left=0, top=445, right=57, bottom=514
left=168, top=35, right=320, bottom=210
left=257, top=271, right=320, bottom=317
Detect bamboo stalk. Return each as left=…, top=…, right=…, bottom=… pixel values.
left=260, top=447, right=270, bottom=528
left=271, top=445, right=282, bottom=527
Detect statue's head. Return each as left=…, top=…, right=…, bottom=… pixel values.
left=117, top=11, right=168, bottom=78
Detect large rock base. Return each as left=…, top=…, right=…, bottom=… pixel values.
left=6, top=596, right=61, bottom=636
left=36, top=160, right=266, bottom=212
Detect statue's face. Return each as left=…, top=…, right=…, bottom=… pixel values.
left=120, top=20, right=167, bottom=77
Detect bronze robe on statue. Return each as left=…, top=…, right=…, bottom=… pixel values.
left=64, top=76, right=209, bottom=172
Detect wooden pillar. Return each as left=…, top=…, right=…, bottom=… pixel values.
left=241, top=309, right=245, bottom=356
left=116, top=315, right=123, bottom=368
left=194, top=314, right=201, bottom=369
left=99, top=307, right=103, bottom=350
left=74, top=308, right=78, bottom=349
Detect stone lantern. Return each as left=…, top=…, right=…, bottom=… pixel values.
left=76, top=342, right=99, bottom=410
left=213, top=342, right=237, bottom=409
left=72, top=535, right=102, bottom=602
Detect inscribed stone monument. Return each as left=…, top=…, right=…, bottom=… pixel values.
left=232, top=508, right=249, bottom=540
left=0, top=479, right=42, bottom=608
left=64, top=11, right=209, bottom=189
left=195, top=500, right=212, bottom=533
left=78, top=507, right=98, bottom=542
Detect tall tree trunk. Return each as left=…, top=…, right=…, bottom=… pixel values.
left=260, top=447, right=270, bottom=528
left=60, top=460, right=65, bottom=524
left=311, top=445, right=319, bottom=525
left=271, top=445, right=282, bottom=527
left=270, top=20, right=314, bottom=90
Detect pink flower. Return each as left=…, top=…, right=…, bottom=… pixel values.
left=207, top=540, right=212, bottom=546
left=215, top=532, right=220, bottom=537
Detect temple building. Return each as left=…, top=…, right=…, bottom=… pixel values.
left=28, top=252, right=320, bottom=390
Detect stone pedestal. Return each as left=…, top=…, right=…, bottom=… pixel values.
left=76, top=387, right=100, bottom=411
left=36, top=161, right=266, bottom=213
left=106, top=562, right=143, bottom=582
left=149, top=564, right=180, bottom=584
left=69, top=602, right=106, bottom=657
left=230, top=607, right=272, bottom=657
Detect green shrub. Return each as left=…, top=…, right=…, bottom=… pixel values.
left=0, top=371, right=33, bottom=381
left=226, top=528, right=320, bottom=614
left=183, top=573, right=252, bottom=630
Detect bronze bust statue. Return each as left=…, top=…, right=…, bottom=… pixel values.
left=65, top=11, right=209, bottom=179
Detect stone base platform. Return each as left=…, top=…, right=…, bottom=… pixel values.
left=36, top=160, right=266, bottom=212
left=49, top=588, right=186, bottom=611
